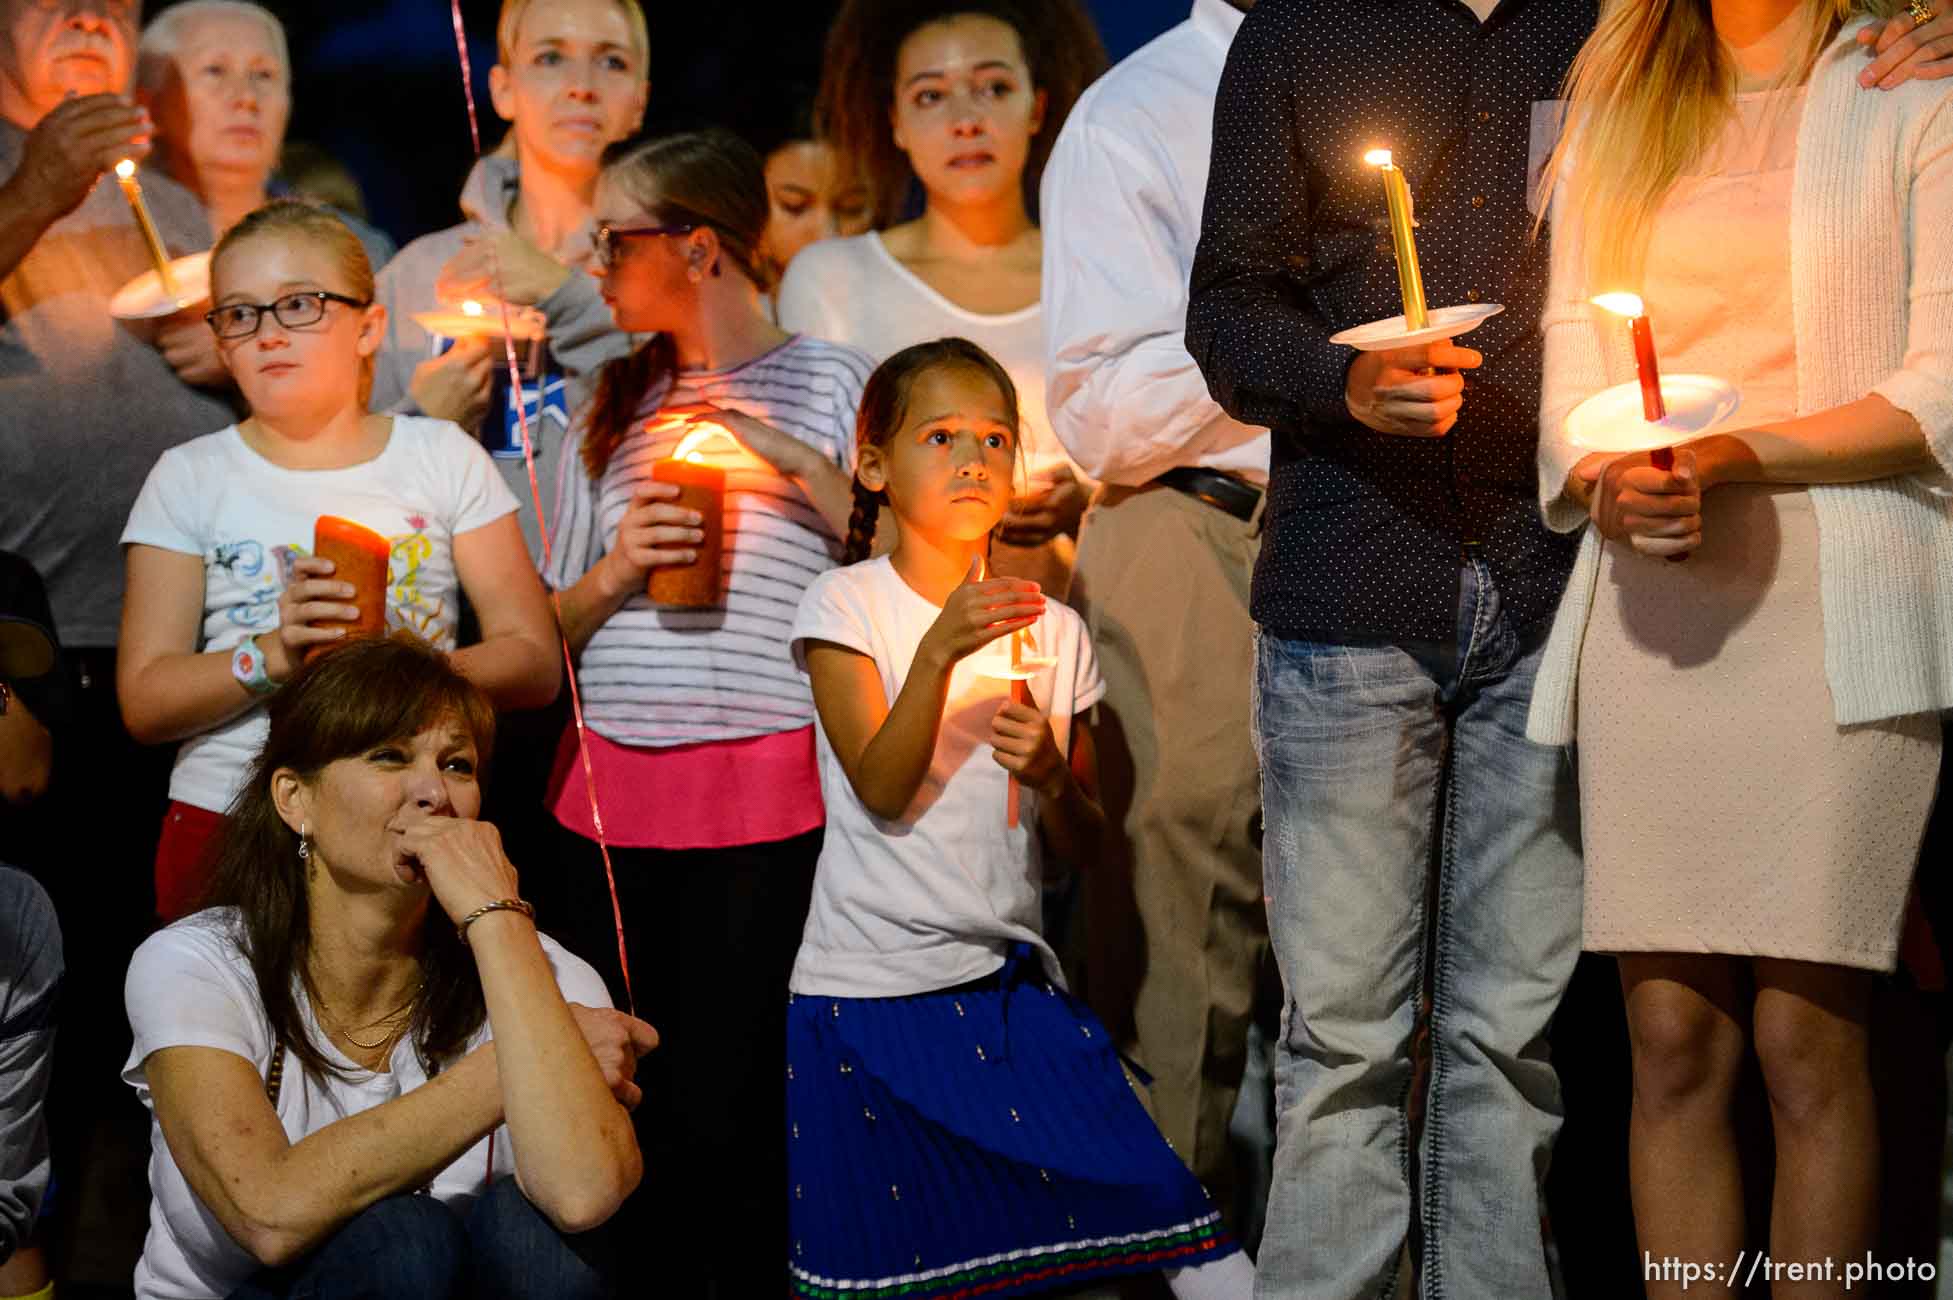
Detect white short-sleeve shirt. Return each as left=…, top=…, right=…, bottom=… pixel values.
left=120, top=417, right=519, bottom=813
left=788, top=557, right=1105, bottom=997
left=123, top=909, right=611, bottom=1300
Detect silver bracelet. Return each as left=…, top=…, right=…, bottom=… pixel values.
left=456, top=897, right=535, bottom=945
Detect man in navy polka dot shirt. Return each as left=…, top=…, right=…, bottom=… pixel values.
left=1188, top=1, right=1593, bottom=1295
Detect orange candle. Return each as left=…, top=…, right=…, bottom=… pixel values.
left=310, top=516, right=392, bottom=657
left=649, top=448, right=725, bottom=609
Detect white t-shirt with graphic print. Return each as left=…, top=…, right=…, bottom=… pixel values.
left=120, top=416, right=518, bottom=813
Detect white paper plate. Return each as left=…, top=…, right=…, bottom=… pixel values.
left=413, top=305, right=547, bottom=341
left=972, top=656, right=1058, bottom=682
left=1329, top=302, right=1505, bottom=352
left=1565, top=374, right=1741, bottom=454
left=109, top=251, right=211, bottom=319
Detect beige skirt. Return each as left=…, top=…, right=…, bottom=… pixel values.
left=1577, top=485, right=1941, bottom=971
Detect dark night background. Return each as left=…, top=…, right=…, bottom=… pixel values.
left=150, top=0, right=1189, bottom=248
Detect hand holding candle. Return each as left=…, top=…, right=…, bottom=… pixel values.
left=114, top=159, right=180, bottom=304
left=646, top=427, right=730, bottom=608
left=309, top=516, right=393, bottom=657
left=991, top=675, right=1069, bottom=831
left=964, top=558, right=1058, bottom=827
left=996, top=626, right=1055, bottom=829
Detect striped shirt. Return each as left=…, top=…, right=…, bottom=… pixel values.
left=545, top=333, right=874, bottom=746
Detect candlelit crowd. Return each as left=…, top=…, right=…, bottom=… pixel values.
left=1, top=0, right=1952, bottom=1296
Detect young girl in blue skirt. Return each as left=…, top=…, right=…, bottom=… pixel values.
left=787, top=338, right=1253, bottom=1299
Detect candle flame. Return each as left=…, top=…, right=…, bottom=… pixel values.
left=460, top=299, right=485, bottom=316
left=672, top=425, right=734, bottom=463
left=115, top=158, right=136, bottom=180
left=1364, top=148, right=1394, bottom=168
left=1591, top=292, right=1646, bottom=319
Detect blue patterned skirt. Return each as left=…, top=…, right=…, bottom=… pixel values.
left=786, top=945, right=1237, bottom=1298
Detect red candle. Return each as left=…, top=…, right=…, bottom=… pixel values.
left=1005, top=676, right=1029, bottom=829
left=648, top=435, right=726, bottom=609
left=1628, top=314, right=1666, bottom=423
left=1592, top=293, right=1666, bottom=423
left=311, top=516, right=392, bottom=658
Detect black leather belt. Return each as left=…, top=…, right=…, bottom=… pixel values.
left=1155, top=466, right=1261, bottom=522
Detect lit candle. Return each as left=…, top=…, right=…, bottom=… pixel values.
left=648, top=427, right=727, bottom=608
left=1364, top=149, right=1428, bottom=331
left=1591, top=292, right=1666, bottom=424
left=113, top=159, right=180, bottom=303
left=974, top=560, right=1055, bottom=829
left=310, top=516, right=393, bottom=659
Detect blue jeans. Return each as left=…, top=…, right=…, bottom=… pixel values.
left=226, top=1177, right=615, bottom=1299
left=1252, top=559, right=1582, bottom=1300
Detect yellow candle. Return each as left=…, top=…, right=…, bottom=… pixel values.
left=113, top=159, right=180, bottom=303
left=1364, top=149, right=1427, bottom=331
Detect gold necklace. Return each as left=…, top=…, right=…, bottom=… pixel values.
left=314, top=982, right=422, bottom=1052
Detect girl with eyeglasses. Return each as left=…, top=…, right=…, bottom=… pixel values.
left=117, top=201, right=560, bottom=922
left=541, top=128, right=868, bottom=1296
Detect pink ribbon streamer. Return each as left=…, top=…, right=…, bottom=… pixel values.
left=449, top=0, right=633, bottom=1013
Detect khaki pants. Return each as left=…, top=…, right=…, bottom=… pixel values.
left=1067, top=480, right=1268, bottom=1213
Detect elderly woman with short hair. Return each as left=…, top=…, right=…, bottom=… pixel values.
left=136, top=0, right=393, bottom=268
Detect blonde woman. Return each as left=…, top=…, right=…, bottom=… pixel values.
left=1530, top=0, right=1953, bottom=1284
left=372, top=0, right=649, bottom=562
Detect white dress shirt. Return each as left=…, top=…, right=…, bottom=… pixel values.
left=1039, top=0, right=1269, bottom=487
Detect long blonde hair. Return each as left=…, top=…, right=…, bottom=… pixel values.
left=1541, top=0, right=1901, bottom=289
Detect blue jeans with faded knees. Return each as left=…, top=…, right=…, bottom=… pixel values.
left=1251, top=557, right=1582, bottom=1300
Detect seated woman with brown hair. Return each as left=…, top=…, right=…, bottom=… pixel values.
left=122, top=633, right=654, bottom=1300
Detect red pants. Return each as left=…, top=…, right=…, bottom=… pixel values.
left=154, top=800, right=226, bottom=921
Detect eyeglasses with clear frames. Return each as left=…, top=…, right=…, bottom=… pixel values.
left=592, top=222, right=697, bottom=270
left=204, top=291, right=370, bottom=340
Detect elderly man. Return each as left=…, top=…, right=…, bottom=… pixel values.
left=0, top=0, right=232, bottom=653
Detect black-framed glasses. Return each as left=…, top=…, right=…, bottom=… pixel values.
left=204, top=291, right=370, bottom=340
left=593, top=222, right=697, bottom=269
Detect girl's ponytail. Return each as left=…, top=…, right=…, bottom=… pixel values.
left=581, top=335, right=673, bottom=480
left=842, top=478, right=884, bottom=566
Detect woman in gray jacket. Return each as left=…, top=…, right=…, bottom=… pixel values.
left=372, top=0, right=649, bottom=564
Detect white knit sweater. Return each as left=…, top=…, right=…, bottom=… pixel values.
left=1526, top=21, right=1953, bottom=745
